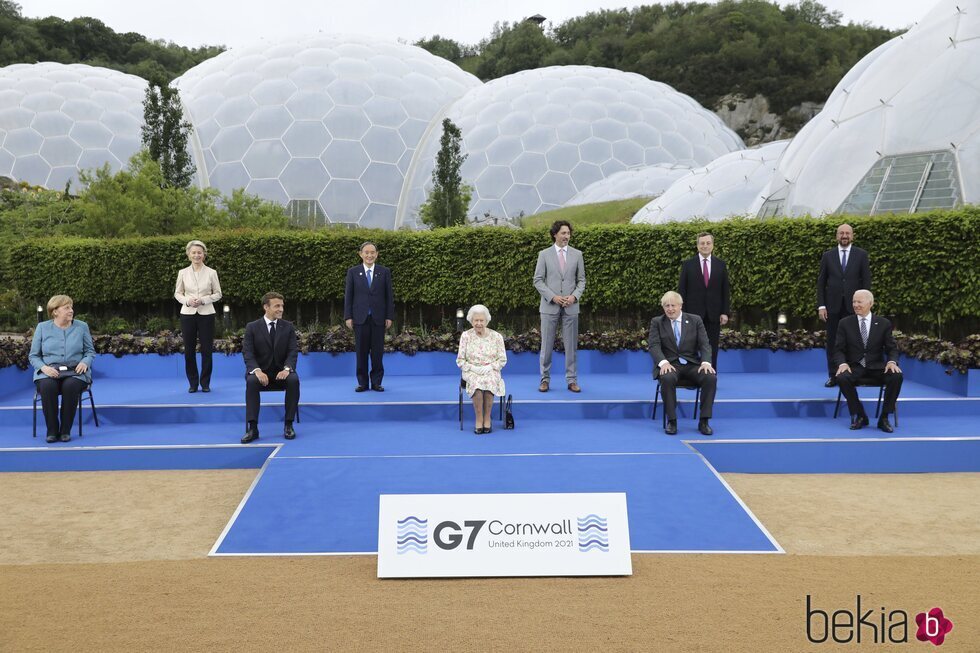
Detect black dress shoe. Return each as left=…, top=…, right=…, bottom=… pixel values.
left=698, top=419, right=713, bottom=436
left=283, top=424, right=296, bottom=440
left=188, top=386, right=198, bottom=393
left=59, top=434, right=71, bottom=442
left=355, top=385, right=368, bottom=392
left=241, top=427, right=260, bottom=444
left=46, top=434, right=58, bottom=443
left=485, top=426, right=492, bottom=434
left=877, top=416, right=894, bottom=433
left=474, top=427, right=482, bottom=434
left=849, top=415, right=869, bottom=430
left=664, top=420, right=677, bottom=435
left=372, top=385, right=385, bottom=392
left=824, top=378, right=837, bottom=388
left=201, top=386, right=210, bottom=393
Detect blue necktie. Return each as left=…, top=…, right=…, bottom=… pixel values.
left=366, top=268, right=373, bottom=288
left=841, top=249, right=848, bottom=271
left=673, top=320, right=687, bottom=364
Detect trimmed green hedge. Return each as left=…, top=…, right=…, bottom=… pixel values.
left=8, top=208, right=980, bottom=321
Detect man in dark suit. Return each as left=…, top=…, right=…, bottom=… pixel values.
left=818, top=223, right=871, bottom=386
left=344, top=241, right=394, bottom=392
left=678, top=232, right=730, bottom=369
left=648, top=291, right=717, bottom=436
left=242, top=292, right=300, bottom=443
left=834, top=289, right=903, bottom=433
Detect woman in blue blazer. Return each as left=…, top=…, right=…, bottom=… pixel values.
left=29, top=295, right=96, bottom=442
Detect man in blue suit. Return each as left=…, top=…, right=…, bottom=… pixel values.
left=344, top=242, right=395, bottom=392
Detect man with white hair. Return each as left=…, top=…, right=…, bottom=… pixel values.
left=648, top=291, right=717, bottom=436
left=833, top=289, right=903, bottom=433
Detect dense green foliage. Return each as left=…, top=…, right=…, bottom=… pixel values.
left=417, top=0, right=897, bottom=115
left=418, top=119, right=471, bottom=228
left=0, top=0, right=222, bottom=83
left=141, top=84, right=196, bottom=188
left=8, top=209, right=979, bottom=325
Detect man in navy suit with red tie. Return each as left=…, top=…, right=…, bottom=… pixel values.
left=833, top=290, right=902, bottom=433
left=678, top=232, right=730, bottom=369
left=344, top=242, right=394, bottom=392
left=818, top=224, right=871, bottom=386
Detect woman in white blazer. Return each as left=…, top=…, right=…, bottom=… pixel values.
left=174, top=239, right=222, bottom=392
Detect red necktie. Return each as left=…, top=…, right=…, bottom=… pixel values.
left=702, top=258, right=709, bottom=287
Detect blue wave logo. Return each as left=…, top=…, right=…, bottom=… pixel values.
left=396, top=515, right=427, bottom=555
left=577, top=514, right=609, bottom=552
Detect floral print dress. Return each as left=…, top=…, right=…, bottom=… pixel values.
left=456, top=328, right=507, bottom=397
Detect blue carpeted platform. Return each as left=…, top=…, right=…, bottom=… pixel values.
left=1, top=350, right=977, bottom=556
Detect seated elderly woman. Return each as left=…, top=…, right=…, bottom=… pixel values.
left=29, top=295, right=96, bottom=443
left=456, top=304, right=507, bottom=434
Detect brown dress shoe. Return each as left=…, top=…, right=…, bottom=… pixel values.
left=538, top=380, right=549, bottom=392
left=567, top=382, right=581, bottom=393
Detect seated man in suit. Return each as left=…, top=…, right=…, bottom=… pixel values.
left=648, top=291, right=717, bottom=436
left=242, top=292, right=300, bottom=443
left=834, top=289, right=903, bottom=433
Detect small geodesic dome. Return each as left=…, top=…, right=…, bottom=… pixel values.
left=0, top=63, right=147, bottom=191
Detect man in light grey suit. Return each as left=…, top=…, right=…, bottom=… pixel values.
left=533, top=220, right=586, bottom=392
left=648, top=291, right=717, bottom=436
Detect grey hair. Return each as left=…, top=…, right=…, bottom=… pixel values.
left=661, top=290, right=683, bottom=306
left=185, top=239, right=207, bottom=255
left=853, top=289, right=874, bottom=303
left=467, top=304, right=491, bottom=325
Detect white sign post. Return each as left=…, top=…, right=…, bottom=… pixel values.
left=377, top=493, right=632, bottom=578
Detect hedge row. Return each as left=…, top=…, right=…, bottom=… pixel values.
left=8, top=208, right=980, bottom=321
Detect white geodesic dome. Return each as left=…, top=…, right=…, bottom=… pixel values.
left=756, top=0, right=980, bottom=218
left=173, top=34, right=480, bottom=228
left=632, top=141, right=789, bottom=223
left=0, top=63, right=147, bottom=190
left=403, top=66, right=744, bottom=225
left=564, top=164, right=692, bottom=206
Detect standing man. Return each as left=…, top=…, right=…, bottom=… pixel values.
left=344, top=241, right=394, bottom=392
left=817, top=223, right=871, bottom=387
left=649, top=291, right=717, bottom=436
left=833, top=290, right=903, bottom=433
left=533, top=220, right=586, bottom=393
left=678, top=232, right=730, bottom=369
left=242, top=292, right=300, bottom=443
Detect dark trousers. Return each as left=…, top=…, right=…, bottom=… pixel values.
left=181, top=314, right=215, bottom=389
left=245, top=372, right=300, bottom=423
left=703, top=317, right=721, bottom=369
left=656, top=363, right=717, bottom=420
left=837, top=366, right=903, bottom=418
left=354, top=319, right=385, bottom=388
left=824, top=299, right=853, bottom=377
left=36, top=376, right=87, bottom=436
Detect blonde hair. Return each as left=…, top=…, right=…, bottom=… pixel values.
left=46, top=294, right=73, bottom=318
left=185, top=239, right=208, bottom=256
left=661, top=290, right=683, bottom=306
left=467, top=304, right=492, bottom=325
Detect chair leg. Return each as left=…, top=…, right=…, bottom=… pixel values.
left=833, top=389, right=843, bottom=419
left=499, top=395, right=504, bottom=420
left=693, top=387, right=701, bottom=421
left=875, top=385, right=884, bottom=419
left=88, top=389, right=99, bottom=427
left=652, top=383, right=660, bottom=422
left=458, top=388, right=463, bottom=431
left=32, top=391, right=38, bottom=438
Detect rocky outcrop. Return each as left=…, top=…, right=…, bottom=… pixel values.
left=714, top=94, right=823, bottom=146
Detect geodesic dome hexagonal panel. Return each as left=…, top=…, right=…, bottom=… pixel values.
left=174, top=34, right=480, bottom=228
left=564, top=163, right=692, bottom=206
left=403, top=66, right=744, bottom=225
left=757, top=0, right=980, bottom=218
left=0, top=63, right=147, bottom=190
left=632, top=141, right=788, bottom=223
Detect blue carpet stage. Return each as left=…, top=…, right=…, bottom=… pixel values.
left=1, top=349, right=978, bottom=555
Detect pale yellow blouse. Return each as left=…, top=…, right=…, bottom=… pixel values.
left=174, top=264, right=222, bottom=315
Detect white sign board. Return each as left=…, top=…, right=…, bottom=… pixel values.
left=377, top=493, right=632, bottom=578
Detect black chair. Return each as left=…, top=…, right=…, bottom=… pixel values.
left=33, top=382, right=99, bottom=438
left=245, top=385, right=300, bottom=428
left=651, top=379, right=701, bottom=428
left=833, top=378, right=898, bottom=426
left=458, top=376, right=504, bottom=431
